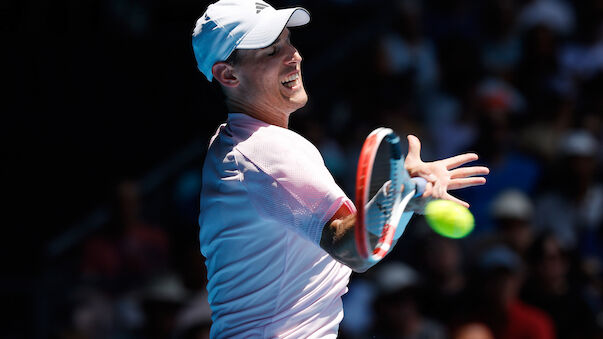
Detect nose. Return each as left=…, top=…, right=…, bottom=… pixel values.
left=285, top=44, right=302, bottom=65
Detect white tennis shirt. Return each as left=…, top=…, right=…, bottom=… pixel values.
left=199, top=113, right=353, bottom=338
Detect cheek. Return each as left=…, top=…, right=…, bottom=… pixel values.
left=252, top=67, right=278, bottom=90
left=241, top=70, right=274, bottom=94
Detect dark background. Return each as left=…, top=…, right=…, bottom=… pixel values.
left=5, top=0, right=219, bottom=267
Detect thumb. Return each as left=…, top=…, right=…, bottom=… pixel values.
left=407, top=135, right=422, bottom=160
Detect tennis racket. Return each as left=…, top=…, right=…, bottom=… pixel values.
left=355, top=128, right=426, bottom=262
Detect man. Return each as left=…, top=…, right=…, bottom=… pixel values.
left=192, top=0, right=488, bottom=337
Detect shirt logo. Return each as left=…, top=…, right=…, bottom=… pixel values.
left=255, top=2, right=268, bottom=13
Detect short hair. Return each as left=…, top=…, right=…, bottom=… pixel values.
left=224, top=49, right=241, bottom=66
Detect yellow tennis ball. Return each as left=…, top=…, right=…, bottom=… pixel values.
left=424, top=200, right=475, bottom=238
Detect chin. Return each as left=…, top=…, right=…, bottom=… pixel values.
left=283, top=88, right=307, bottom=112
left=298, top=91, right=309, bottom=106
left=291, top=94, right=308, bottom=112
left=296, top=87, right=309, bottom=104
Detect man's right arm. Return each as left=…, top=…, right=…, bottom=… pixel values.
left=319, top=204, right=374, bottom=273
left=321, top=135, right=490, bottom=272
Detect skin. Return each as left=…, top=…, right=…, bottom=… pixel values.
left=212, top=28, right=306, bottom=128
left=213, top=28, right=490, bottom=272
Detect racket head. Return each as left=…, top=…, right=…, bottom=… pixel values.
left=355, top=128, right=403, bottom=261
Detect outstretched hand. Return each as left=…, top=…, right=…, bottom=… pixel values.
left=404, top=135, right=489, bottom=208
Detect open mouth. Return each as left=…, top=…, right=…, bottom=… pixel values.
left=281, top=72, right=300, bottom=89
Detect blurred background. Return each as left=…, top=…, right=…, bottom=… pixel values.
left=3, top=0, right=603, bottom=338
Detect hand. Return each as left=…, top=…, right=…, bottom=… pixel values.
left=404, top=135, right=489, bottom=208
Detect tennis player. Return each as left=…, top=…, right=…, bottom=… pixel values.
left=193, top=0, right=488, bottom=337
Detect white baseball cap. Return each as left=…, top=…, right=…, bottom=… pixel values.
left=490, top=189, right=534, bottom=220
left=559, top=130, right=598, bottom=157
left=192, top=0, right=310, bottom=81
left=374, top=262, right=420, bottom=295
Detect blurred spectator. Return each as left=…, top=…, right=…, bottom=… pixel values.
left=517, top=0, right=575, bottom=36
left=534, top=130, right=603, bottom=249
left=377, top=0, right=439, bottom=97
left=522, top=232, right=601, bottom=339
left=423, top=0, right=481, bottom=43
left=476, top=77, right=525, bottom=115
left=457, top=91, right=540, bottom=233
left=451, top=322, right=494, bottom=339
left=522, top=233, right=603, bottom=339
left=517, top=94, right=574, bottom=162
left=516, top=22, right=561, bottom=111
left=480, top=0, right=522, bottom=77
left=370, top=262, right=446, bottom=339
left=463, top=246, right=555, bottom=339
left=62, top=286, right=116, bottom=339
left=173, top=170, right=203, bottom=228
left=560, top=30, right=603, bottom=82
left=81, top=180, right=170, bottom=288
left=417, top=234, right=466, bottom=326
left=173, top=290, right=212, bottom=339
left=340, top=277, right=378, bottom=338
left=579, top=73, right=603, bottom=143
left=138, top=273, right=190, bottom=339
left=490, top=189, right=535, bottom=257
left=562, top=0, right=603, bottom=81
left=377, top=1, right=481, bottom=161
left=423, top=90, right=478, bottom=160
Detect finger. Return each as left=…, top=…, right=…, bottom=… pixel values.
left=421, top=181, right=433, bottom=198
left=450, top=166, right=490, bottom=179
left=443, top=193, right=470, bottom=208
left=448, top=177, right=487, bottom=190
left=406, top=135, right=422, bottom=160
left=437, top=182, right=447, bottom=198
left=441, top=153, right=479, bottom=170
left=431, top=180, right=447, bottom=199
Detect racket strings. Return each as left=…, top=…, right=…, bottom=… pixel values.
left=367, top=142, right=397, bottom=247
left=357, top=128, right=407, bottom=261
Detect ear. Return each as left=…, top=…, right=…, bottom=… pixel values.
left=212, top=62, right=239, bottom=87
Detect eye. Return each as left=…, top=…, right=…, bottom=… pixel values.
left=267, top=46, right=279, bottom=56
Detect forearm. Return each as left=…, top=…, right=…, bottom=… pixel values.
left=320, top=213, right=375, bottom=272
left=320, top=183, right=414, bottom=272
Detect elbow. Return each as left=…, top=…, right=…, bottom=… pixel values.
left=322, top=244, right=375, bottom=273
left=346, top=258, right=375, bottom=273
left=351, top=265, right=370, bottom=273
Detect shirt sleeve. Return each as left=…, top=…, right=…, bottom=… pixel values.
left=233, top=142, right=349, bottom=245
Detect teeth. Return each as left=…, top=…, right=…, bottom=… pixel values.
left=281, top=73, right=299, bottom=84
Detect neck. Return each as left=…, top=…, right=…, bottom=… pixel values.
left=227, top=98, right=290, bottom=129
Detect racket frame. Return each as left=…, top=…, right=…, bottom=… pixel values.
left=355, top=128, right=416, bottom=262
left=355, top=127, right=403, bottom=262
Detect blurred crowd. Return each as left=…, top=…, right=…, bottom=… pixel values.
left=323, top=0, right=603, bottom=338
left=33, top=0, right=602, bottom=338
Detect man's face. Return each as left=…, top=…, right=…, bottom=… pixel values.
left=231, top=28, right=308, bottom=116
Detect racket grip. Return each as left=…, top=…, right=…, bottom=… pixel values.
left=410, top=177, right=427, bottom=197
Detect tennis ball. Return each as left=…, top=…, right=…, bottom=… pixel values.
left=424, top=200, right=475, bottom=239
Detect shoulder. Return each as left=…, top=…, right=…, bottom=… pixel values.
left=509, top=301, right=555, bottom=336
left=233, top=124, right=325, bottom=181
left=237, top=124, right=320, bottom=159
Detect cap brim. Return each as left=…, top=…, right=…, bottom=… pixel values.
left=236, top=7, right=310, bottom=49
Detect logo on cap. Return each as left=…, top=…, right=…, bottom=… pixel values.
left=255, top=2, right=268, bottom=13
